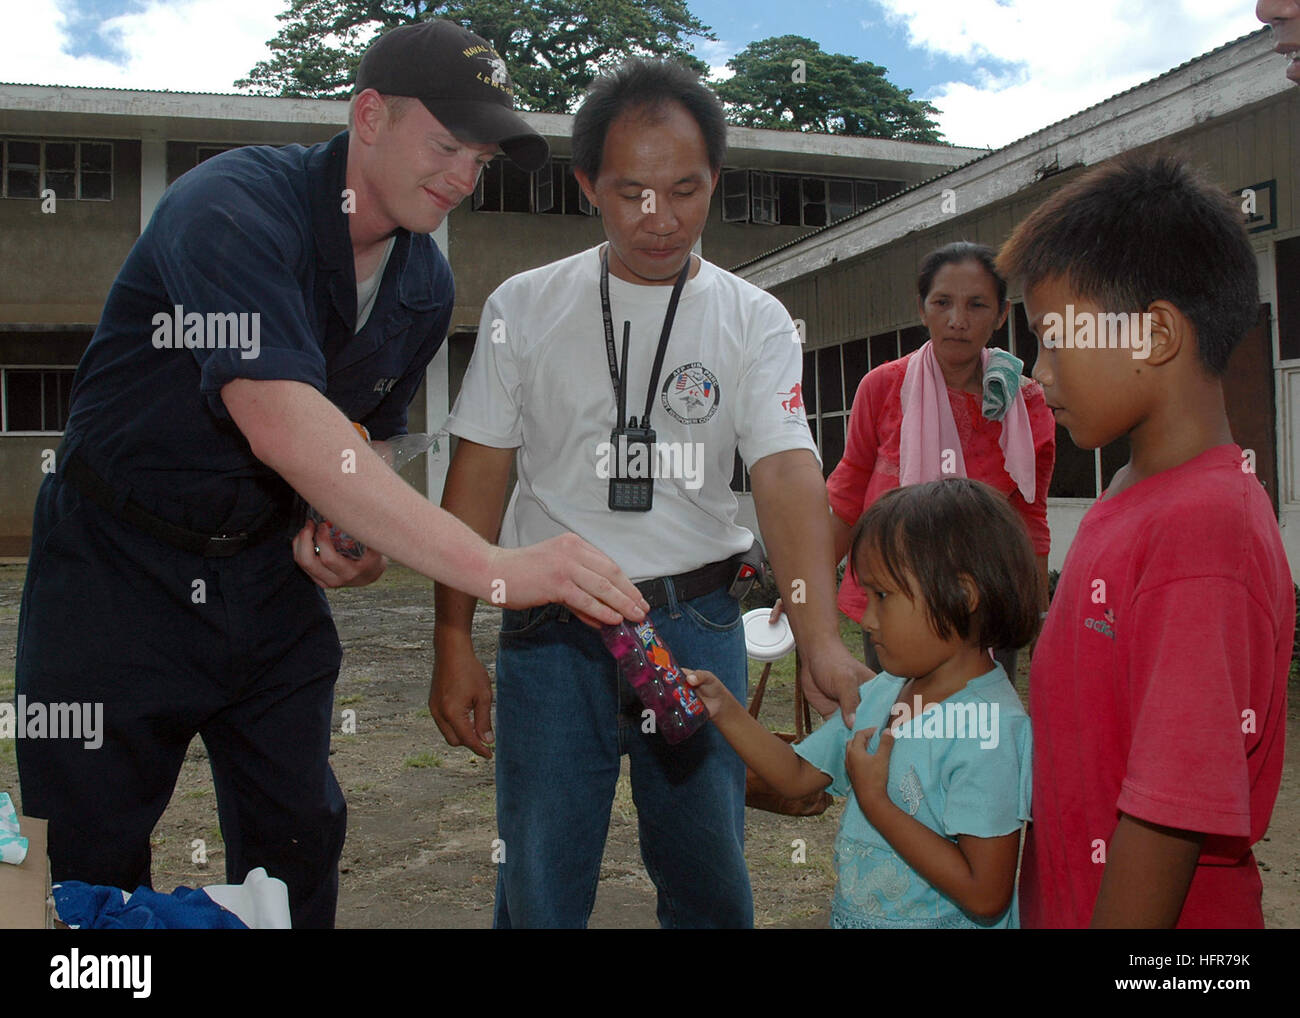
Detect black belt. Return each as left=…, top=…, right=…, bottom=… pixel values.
left=635, top=556, right=737, bottom=611
left=57, top=443, right=286, bottom=558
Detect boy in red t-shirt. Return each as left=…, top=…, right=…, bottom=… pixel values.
left=997, top=153, right=1293, bottom=928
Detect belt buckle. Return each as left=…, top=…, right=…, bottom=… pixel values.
left=204, top=532, right=248, bottom=558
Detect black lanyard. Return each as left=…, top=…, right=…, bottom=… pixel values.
left=599, top=244, right=691, bottom=428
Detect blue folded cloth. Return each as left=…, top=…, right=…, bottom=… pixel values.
left=0, top=792, right=28, bottom=865
left=53, top=881, right=248, bottom=929
left=982, top=348, right=1024, bottom=422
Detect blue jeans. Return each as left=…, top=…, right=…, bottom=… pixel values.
left=493, top=582, right=751, bottom=929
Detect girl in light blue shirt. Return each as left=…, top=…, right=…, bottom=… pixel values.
left=686, top=478, right=1040, bottom=928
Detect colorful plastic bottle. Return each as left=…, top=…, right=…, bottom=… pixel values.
left=600, top=620, right=709, bottom=744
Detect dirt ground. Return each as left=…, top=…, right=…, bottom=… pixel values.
left=1, top=561, right=1297, bottom=928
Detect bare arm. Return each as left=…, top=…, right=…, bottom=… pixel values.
left=434, top=438, right=515, bottom=643
left=222, top=378, right=646, bottom=622
left=1090, top=813, right=1203, bottom=928
left=831, top=509, right=855, bottom=570
left=684, top=668, right=832, bottom=800
left=750, top=449, right=871, bottom=724
left=430, top=439, right=515, bottom=758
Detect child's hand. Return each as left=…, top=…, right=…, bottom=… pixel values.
left=845, top=726, right=894, bottom=811
left=682, top=668, right=738, bottom=721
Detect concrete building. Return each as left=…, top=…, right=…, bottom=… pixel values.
left=735, top=28, right=1300, bottom=572
left=0, top=83, right=980, bottom=555
left=4, top=29, right=1294, bottom=570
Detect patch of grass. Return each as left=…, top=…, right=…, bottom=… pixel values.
left=182, top=788, right=208, bottom=800
left=0, top=668, right=14, bottom=700
left=404, top=751, right=442, bottom=769
left=337, top=693, right=364, bottom=706
left=612, top=771, right=635, bottom=823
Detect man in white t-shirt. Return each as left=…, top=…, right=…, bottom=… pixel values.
left=431, top=58, right=870, bottom=928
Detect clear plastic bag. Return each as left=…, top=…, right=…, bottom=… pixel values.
left=304, top=432, right=439, bottom=560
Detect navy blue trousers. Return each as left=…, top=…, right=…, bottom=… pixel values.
left=15, top=473, right=346, bottom=928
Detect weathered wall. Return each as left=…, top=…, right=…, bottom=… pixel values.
left=0, top=139, right=141, bottom=324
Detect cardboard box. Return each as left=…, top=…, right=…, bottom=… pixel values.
left=0, top=816, right=52, bottom=929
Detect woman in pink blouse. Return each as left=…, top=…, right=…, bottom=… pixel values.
left=825, top=242, right=1055, bottom=679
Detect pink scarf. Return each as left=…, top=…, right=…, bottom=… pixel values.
left=898, top=340, right=1036, bottom=501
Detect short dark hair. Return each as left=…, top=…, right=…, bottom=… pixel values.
left=849, top=478, right=1041, bottom=652
left=996, top=152, right=1258, bottom=375
left=918, top=241, right=1007, bottom=306
left=571, top=57, right=727, bottom=180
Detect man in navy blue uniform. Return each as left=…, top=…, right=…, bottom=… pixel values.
left=15, top=20, right=646, bottom=929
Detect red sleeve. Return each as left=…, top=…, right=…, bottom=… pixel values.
left=1010, top=382, right=1056, bottom=555
left=1117, top=574, right=1267, bottom=838
left=826, top=368, right=881, bottom=527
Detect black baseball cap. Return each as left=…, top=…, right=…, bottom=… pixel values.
left=355, top=20, right=549, bottom=173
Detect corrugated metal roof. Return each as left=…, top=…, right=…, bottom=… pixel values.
left=729, top=27, right=1271, bottom=274
left=0, top=81, right=340, bottom=98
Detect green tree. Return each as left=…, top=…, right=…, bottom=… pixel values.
left=236, top=0, right=714, bottom=112
left=715, top=35, right=943, bottom=142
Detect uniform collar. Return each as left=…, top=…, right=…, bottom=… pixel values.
left=306, top=130, right=437, bottom=314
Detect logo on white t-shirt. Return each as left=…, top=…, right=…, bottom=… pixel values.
left=779, top=382, right=806, bottom=421
left=661, top=362, right=720, bottom=424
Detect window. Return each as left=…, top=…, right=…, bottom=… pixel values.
left=721, top=170, right=899, bottom=226
left=750, top=171, right=778, bottom=225
left=842, top=338, right=869, bottom=396
left=44, top=142, right=76, bottom=199
left=817, top=346, right=844, bottom=413
left=473, top=156, right=595, bottom=215
left=1, top=368, right=76, bottom=432
left=828, top=179, right=855, bottom=224
left=5, top=140, right=39, bottom=198
left=801, top=178, right=827, bottom=228
left=2, top=139, right=113, bottom=200
left=777, top=175, right=801, bottom=225
left=1049, top=432, right=1129, bottom=499
left=721, top=169, right=748, bottom=223
left=537, top=158, right=593, bottom=216
left=795, top=343, right=850, bottom=479
left=803, top=176, right=877, bottom=227
left=869, top=330, right=898, bottom=367
left=1278, top=236, right=1300, bottom=362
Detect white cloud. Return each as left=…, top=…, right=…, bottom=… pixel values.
left=3, top=0, right=280, bottom=92
left=875, top=0, right=1263, bottom=148
left=695, top=38, right=738, bottom=81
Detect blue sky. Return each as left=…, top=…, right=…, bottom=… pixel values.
left=4, top=1, right=1272, bottom=148
left=687, top=0, right=1023, bottom=99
